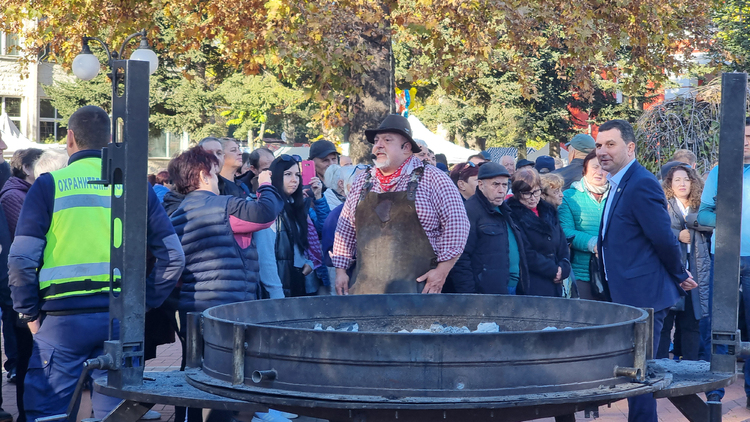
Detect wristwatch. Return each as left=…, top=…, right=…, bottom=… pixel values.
left=18, top=312, right=39, bottom=323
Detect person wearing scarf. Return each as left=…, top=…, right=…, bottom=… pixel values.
left=558, top=150, right=610, bottom=300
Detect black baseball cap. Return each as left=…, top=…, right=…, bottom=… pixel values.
left=308, top=140, right=338, bottom=160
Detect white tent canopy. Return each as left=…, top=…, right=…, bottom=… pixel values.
left=408, top=115, right=478, bottom=164
left=527, top=143, right=568, bottom=162
left=0, top=113, right=61, bottom=155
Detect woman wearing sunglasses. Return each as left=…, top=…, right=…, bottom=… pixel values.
left=269, top=155, right=326, bottom=297
left=507, top=167, right=571, bottom=297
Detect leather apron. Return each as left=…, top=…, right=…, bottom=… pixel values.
left=349, top=167, right=437, bottom=294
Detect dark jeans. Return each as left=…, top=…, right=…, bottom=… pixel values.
left=656, top=293, right=700, bottom=360
left=740, top=256, right=750, bottom=396
left=627, top=307, right=669, bottom=422
left=11, top=317, right=32, bottom=422
left=1, top=306, right=17, bottom=371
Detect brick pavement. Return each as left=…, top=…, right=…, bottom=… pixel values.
left=2, top=341, right=750, bottom=422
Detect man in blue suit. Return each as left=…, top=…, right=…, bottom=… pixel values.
left=596, top=119, right=697, bottom=422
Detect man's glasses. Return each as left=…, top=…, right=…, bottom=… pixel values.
left=520, top=189, right=542, bottom=199
left=465, top=161, right=485, bottom=168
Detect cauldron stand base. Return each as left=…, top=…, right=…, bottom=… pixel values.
left=94, top=360, right=734, bottom=422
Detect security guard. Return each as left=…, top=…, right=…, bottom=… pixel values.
left=8, top=106, right=185, bottom=421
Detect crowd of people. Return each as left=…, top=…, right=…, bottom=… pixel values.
left=0, top=105, right=744, bottom=422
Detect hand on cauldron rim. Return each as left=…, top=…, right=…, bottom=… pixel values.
left=417, top=256, right=459, bottom=294
left=680, top=270, right=698, bottom=291
left=335, top=268, right=350, bottom=295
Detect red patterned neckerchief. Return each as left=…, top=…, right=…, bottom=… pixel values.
left=375, top=159, right=410, bottom=192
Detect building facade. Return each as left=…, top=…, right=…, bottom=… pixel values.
left=0, top=30, right=69, bottom=143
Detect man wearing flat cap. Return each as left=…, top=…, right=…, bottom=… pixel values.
left=553, top=133, right=596, bottom=190
left=332, top=114, right=470, bottom=294
left=448, top=163, right=528, bottom=295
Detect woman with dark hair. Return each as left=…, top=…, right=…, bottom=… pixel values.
left=507, top=167, right=571, bottom=297
left=656, top=164, right=711, bottom=361
left=1, top=148, right=44, bottom=237
left=558, top=150, right=609, bottom=300
left=169, top=146, right=283, bottom=313
left=270, top=155, right=325, bottom=297
left=0, top=147, right=43, bottom=422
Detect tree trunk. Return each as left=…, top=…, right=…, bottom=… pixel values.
left=516, top=137, right=528, bottom=159
left=548, top=140, right=560, bottom=158
left=346, top=5, right=395, bottom=164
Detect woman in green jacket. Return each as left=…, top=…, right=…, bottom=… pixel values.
left=558, top=151, right=609, bottom=300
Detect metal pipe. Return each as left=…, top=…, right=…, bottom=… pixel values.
left=252, top=370, right=278, bottom=383
left=613, top=366, right=641, bottom=380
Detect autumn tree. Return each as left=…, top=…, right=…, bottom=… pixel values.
left=2, top=0, right=713, bottom=162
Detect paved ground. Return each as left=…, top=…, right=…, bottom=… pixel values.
left=2, top=341, right=750, bottom=421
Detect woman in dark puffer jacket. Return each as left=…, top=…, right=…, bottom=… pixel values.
left=507, top=167, right=571, bottom=297
left=169, top=147, right=284, bottom=313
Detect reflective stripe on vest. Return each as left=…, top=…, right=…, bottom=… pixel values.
left=40, top=157, right=117, bottom=300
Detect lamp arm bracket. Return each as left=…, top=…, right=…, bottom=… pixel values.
left=83, top=36, right=113, bottom=67
left=118, top=29, right=147, bottom=62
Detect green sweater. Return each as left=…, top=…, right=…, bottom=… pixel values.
left=558, top=180, right=608, bottom=282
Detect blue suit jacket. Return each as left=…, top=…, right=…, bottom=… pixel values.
left=598, top=161, right=687, bottom=311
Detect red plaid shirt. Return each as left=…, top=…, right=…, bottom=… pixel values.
left=332, top=155, right=469, bottom=269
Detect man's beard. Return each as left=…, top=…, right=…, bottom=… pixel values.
left=373, top=154, right=391, bottom=169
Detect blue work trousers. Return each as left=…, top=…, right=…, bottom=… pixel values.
left=24, top=313, right=121, bottom=422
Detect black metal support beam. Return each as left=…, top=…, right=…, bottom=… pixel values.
left=105, top=59, right=150, bottom=389
left=712, top=72, right=747, bottom=373
left=668, top=395, right=710, bottom=422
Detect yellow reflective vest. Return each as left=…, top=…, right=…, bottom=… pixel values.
left=38, top=157, right=117, bottom=300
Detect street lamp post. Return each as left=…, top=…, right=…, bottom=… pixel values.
left=71, top=31, right=156, bottom=393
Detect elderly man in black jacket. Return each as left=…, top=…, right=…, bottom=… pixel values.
left=449, top=163, right=528, bottom=294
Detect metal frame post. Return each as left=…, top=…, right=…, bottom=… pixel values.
left=103, top=59, right=150, bottom=388
left=711, top=72, right=747, bottom=373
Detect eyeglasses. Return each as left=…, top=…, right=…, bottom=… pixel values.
left=520, top=189, right=542, bottom=199
left=465, top=161, right=485, bottom=168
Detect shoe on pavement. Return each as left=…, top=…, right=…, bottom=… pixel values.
left=139, top=410, right=161, bottom=420
left=707, top=392, right=722, bottom=403
left=253, top=411, right=291, bottom=422
left=6, top=368, right=16, bottom=385
left=0, top=408, right=13, bottom=422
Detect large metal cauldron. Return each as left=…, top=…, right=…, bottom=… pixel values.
left=193, top=294, right=650, bottom=401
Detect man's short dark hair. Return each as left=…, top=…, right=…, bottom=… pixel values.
left=11, top=148, right=44, bottom=179
left=468, top=154, right=487, bottom=162
left=435, top=153, right=448, bottom=167
left=598, top=119, right=636, bottom=144
left=68, top=106, right=111, bottom=150
left=248, top=147, right=274, bottom=170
